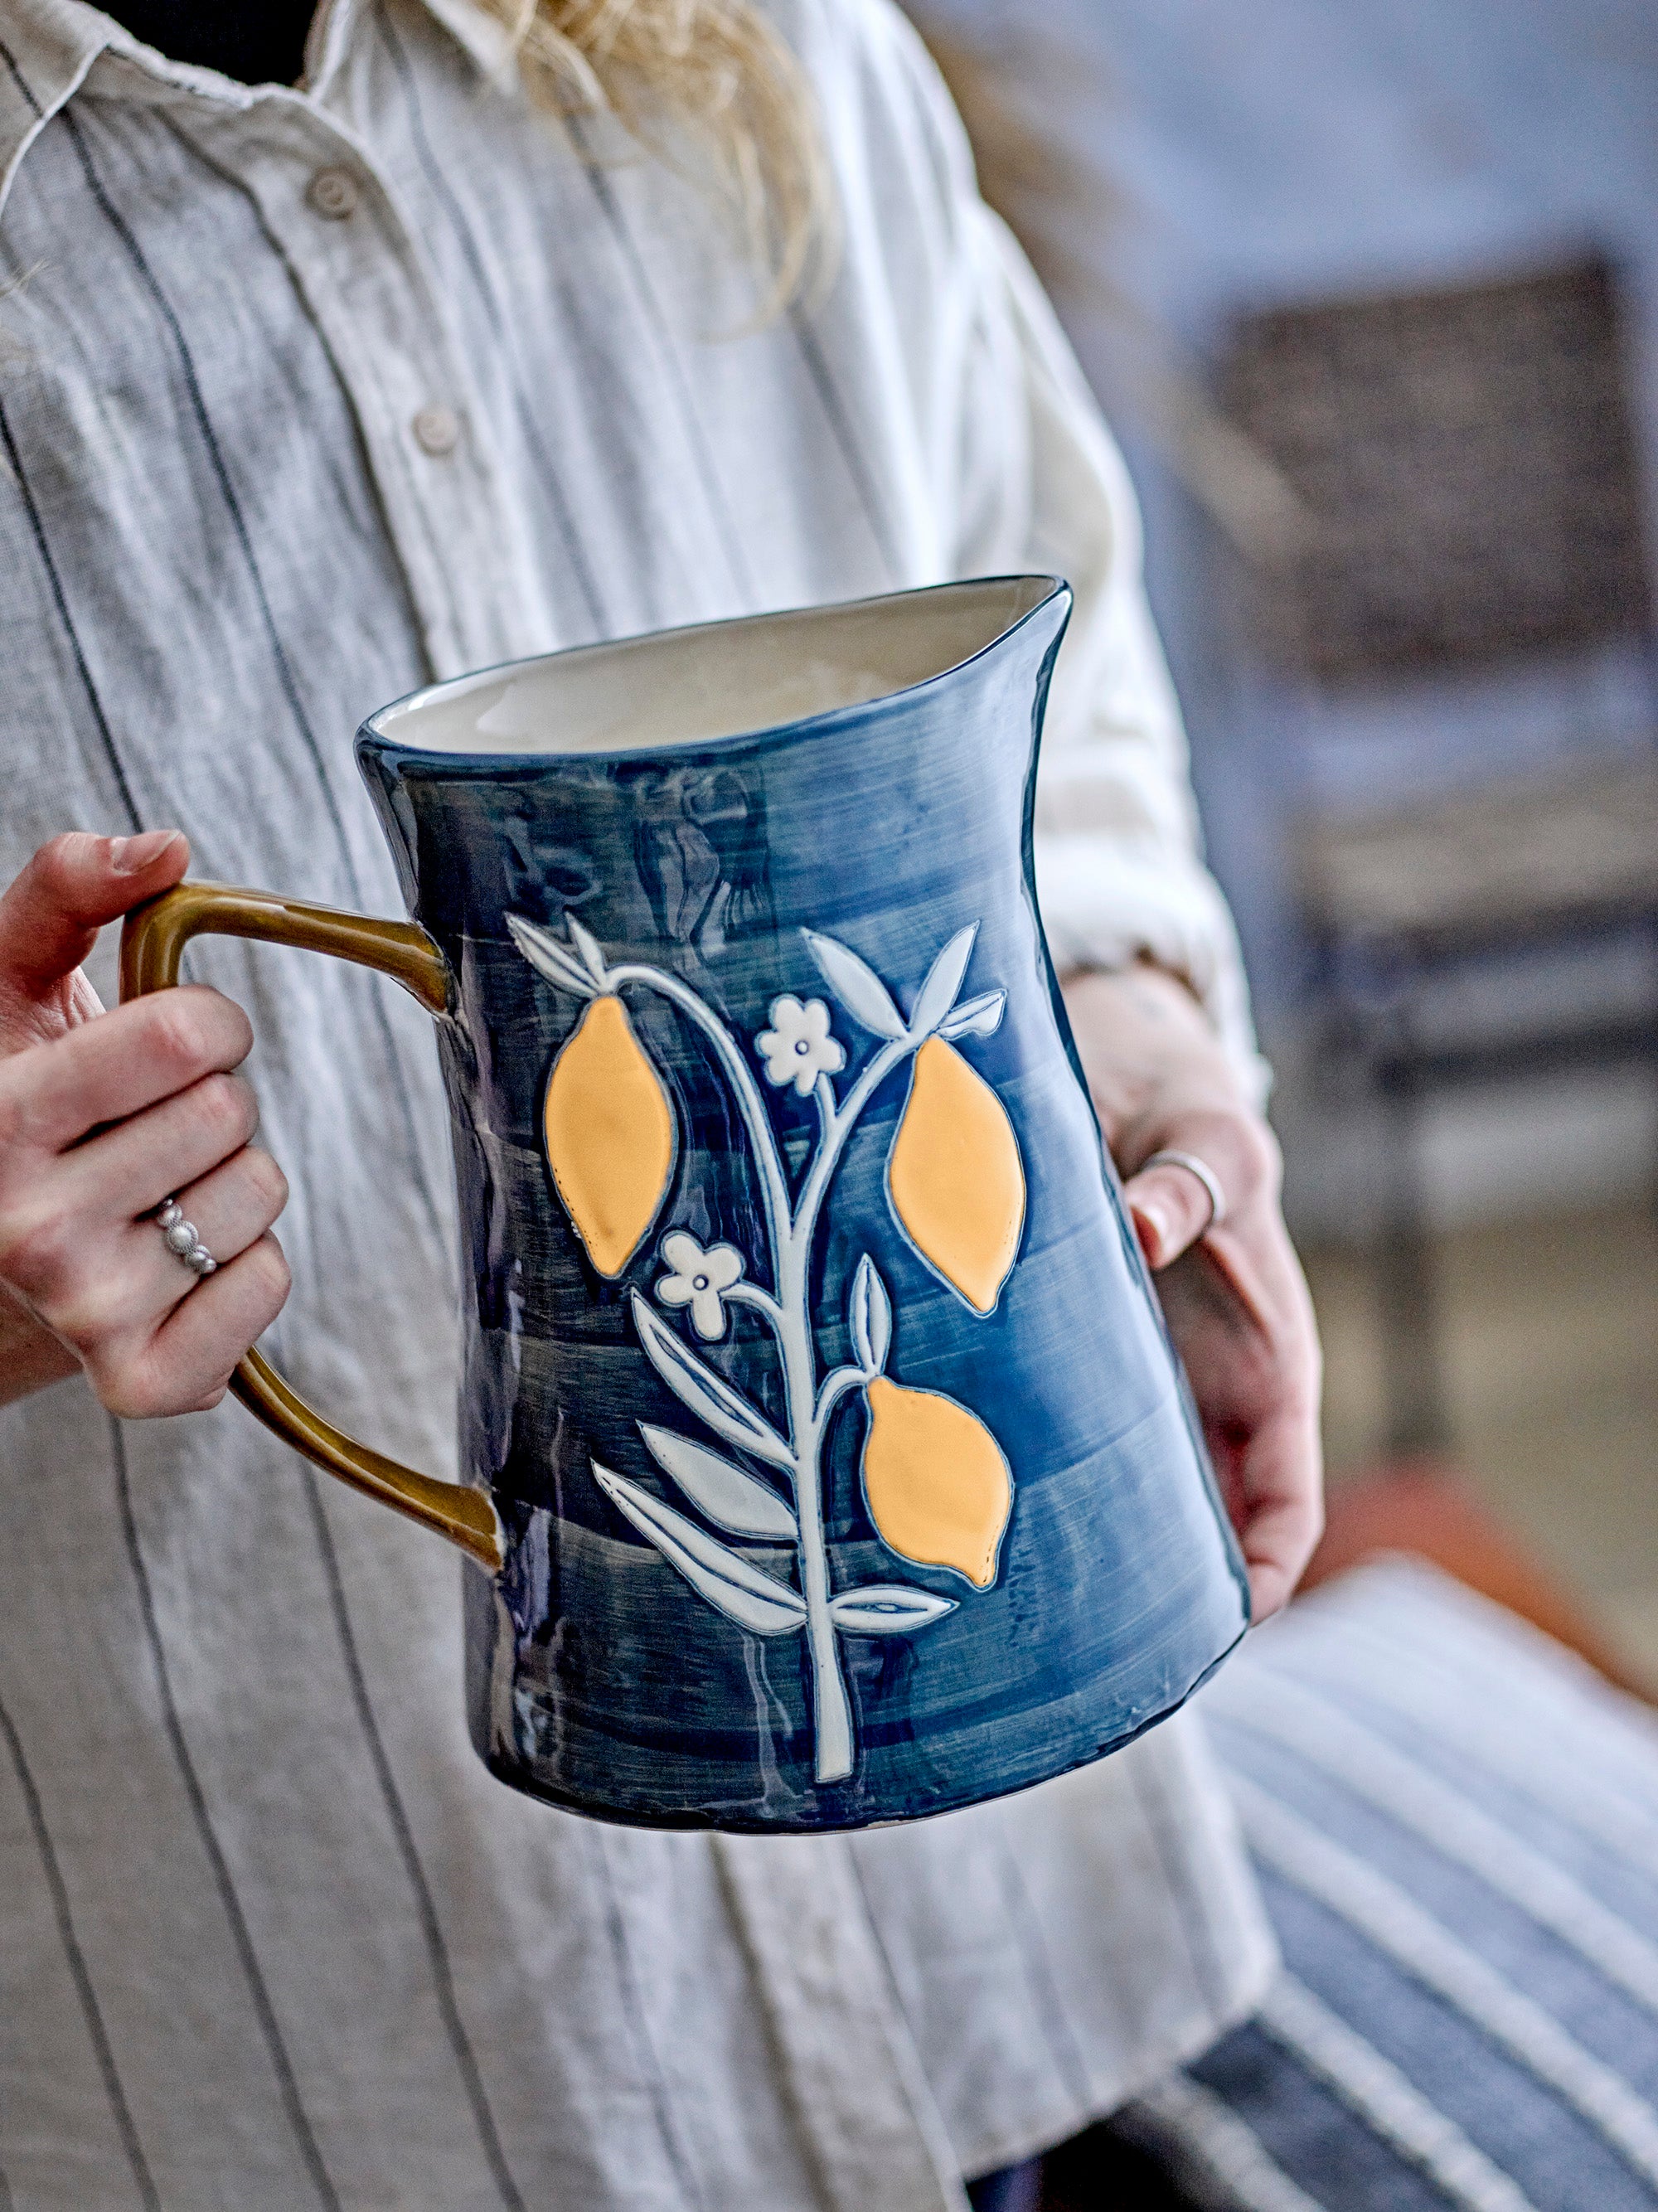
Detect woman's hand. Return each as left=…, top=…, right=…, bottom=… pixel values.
left=0, top=832, right=291, bottom=1416
left=1064, top=963, right=1323, bottom=1619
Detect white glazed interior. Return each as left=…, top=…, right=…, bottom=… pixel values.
left=371, top=578, right=1056, bottom=757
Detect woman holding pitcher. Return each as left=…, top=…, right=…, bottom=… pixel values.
left=0, top=1, right=1320, bottom=2203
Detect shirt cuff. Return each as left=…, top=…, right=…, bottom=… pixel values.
left=1035, top=835, right=1273, bottom=1111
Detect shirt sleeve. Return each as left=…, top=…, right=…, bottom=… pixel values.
left=968, top=210, right=1268, bottom=1101
left=805, top=0, right=1267, bottom=1099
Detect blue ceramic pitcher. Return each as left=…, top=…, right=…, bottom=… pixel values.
left=121, top=577, right=1248, bottom=1832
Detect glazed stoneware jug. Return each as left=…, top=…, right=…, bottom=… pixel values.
left=121, top=577, right=1248, bottom=1832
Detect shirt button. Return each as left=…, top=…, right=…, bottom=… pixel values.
left=411, top=405, right=460, bottom=458
left=307, top=166, right=360, bottom=221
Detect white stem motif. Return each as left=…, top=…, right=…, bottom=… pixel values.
left=509, top=913, right=1006, bottom=1787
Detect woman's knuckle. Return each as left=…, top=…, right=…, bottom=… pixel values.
left=192, top=1071, right=252, bottom=1145
left=189, top=987, right=253, bottom=1061
left=148, top=996, right=210, bottom=1080
left=32, top=833, right=83, bottom=900
left=242, top=1147, right=288, bottom=1213
left=246, top=1235, right=292, bottom=1307
left=1228, top=1113, right=1280, bottom=1200
left=96, top=1352, right=167, bottom=1421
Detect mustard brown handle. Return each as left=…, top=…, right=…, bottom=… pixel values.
left=119, top=880, right=504, bottom=1573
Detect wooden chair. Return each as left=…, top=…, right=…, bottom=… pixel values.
left=1220, top=255, right=1658, bottom=1452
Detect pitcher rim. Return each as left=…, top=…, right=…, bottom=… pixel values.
left=357, top=573, right=1070, bottom=769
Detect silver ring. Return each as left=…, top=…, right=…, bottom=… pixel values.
left=1139, top=1149, right=1227, bottom=1235
left=153, top=1197, right=217, bottom=1279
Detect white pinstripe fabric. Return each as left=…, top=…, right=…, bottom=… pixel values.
left=1230, top=1777, right=1658, bottom=2185
left=1206, top=1669, right=1658, bottom=2014
left=0, top=2, right=1275, bottom=2204
left=1122, top=1564, right=1658, bottom=2211
left=1132, top=2075, right=1326, bottom=2212
left=1254, top=1977, right=1541, bottom=2212
left=1257, top=1584, right=1658, bottom=1850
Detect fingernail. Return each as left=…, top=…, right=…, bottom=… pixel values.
left=1133, top=1202, right=1169, bottom=1262
left=109, top=829, right=182, bottom=875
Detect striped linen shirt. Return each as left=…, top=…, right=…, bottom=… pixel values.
left=0, top=2, right=1275, bottom=2206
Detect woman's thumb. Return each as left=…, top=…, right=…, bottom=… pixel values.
left=0, top=831, right=188, bottom=1013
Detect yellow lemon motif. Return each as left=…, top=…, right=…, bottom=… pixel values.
left=887, top=1036, right=1025, bottom=1314
left=861, top=1375, right=1012, bottom=1589
left=544, top=994, right=675, bottom=1277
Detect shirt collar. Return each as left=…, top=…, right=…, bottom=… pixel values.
left=0, top=0, right=514, bottom=221
left=1, top=0, right=107, bottom=219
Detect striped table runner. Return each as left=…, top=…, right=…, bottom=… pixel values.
left=1115, top=1560, right=1658, bottom=2212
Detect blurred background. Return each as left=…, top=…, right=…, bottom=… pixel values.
left=909, top=0, right=1658, bottom=1682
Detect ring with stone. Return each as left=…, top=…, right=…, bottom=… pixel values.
left=1139, top=1149, right=1227, bottom=1236
left=153, top=1197, right=218, bottom=1280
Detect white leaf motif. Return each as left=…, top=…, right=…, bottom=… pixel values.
left=802, top=931, right=907, bottom=1041
left=848, top=1254, right=891, bottom=1375
left=593, top=1463, right=807, bottom=1636
left=630, top=1293, right=792, bottom=1467
left=639, top=1424, right=798, bottom=1539
left=938, top=989, right=1006, bottom=1041
left=910, top=923, right=980, bottom=1036
left=506, top=913, right=597, bottom=998
left=827, top=1584, right=957, bottom=1634
left=565, top=914, right=609, bottom=987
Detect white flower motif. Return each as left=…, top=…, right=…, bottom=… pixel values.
left=756, top=996, right=846, bottom=1096
left=656, top=1232, right=746, bottom=1341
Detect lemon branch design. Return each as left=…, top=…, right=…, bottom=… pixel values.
left=508, top=913, right=1025, bottom=1787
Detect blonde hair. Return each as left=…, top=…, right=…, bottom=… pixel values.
left=473, top=0, right=833, bottom=314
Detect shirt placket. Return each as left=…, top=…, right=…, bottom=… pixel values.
left=714, top=1834, right=968, bottom=2212
left=164, top=85, right=550, bottom=684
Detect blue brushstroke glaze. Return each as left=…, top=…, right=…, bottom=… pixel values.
left=355, top=577, right=1248, bottom=1832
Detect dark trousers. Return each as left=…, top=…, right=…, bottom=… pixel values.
left=965, top=2160, right=1041, bottom=2212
